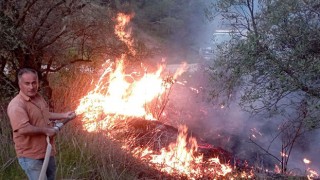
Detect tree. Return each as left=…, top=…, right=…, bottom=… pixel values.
left=0, top=0, right=120, bottom=103
left=206, top=0, right=320, bottom=127
left=205, top=0, right=320, bottom=172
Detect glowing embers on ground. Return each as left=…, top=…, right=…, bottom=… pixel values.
left=303, top=158, right=319, bottom=180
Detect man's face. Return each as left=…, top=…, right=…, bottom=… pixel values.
left=19, top=72, right=39, bottom=97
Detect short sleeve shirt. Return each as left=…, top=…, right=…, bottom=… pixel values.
left=7, top=91, right=56, bottom=159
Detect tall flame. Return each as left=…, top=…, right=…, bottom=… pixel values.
left=115, top=13, right=136, bottom=55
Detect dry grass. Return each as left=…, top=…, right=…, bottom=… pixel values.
left=0, top=103, right=26, bottom=179
left=55, top=123, right=162, bottom=179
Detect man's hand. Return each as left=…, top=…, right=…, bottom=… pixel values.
left=46, top=128, right=58, bottom=137
left=65, top=111, right=76, bottom=120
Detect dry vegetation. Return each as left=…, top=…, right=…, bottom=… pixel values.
left=0, top=65, right=312, bottom=179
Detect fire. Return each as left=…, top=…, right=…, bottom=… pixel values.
left=75, top=59, right=241, bottom=177
left=274, top=164, right=281, bottom=174
left=132, top=125, right=234, bottom=179
left=307, top=168, right=319, bottom=180
left=74, top=12, right=252, bottom=179
left=75, top=58, right=172, bottom=131
left=115, top=13, right=136, bottom=55
left=280, top=152, right=288, bottom=157
left=303, top=158, right=311, bottom=164
left=75, top=12, right=181, bottom=132
left=303, top=158, right=319, bottom=180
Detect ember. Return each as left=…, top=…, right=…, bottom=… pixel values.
left=303, top=158, right=311, bottom=164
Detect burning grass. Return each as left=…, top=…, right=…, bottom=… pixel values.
left=110, top=118, right=256, bottom=179
left=47, top=60, right=255, bottom=179
left=45, top=19, right=256, bottom=176
left=46, top=12, right=319, bottom=179
left=55, top=122, right=170, bottom=179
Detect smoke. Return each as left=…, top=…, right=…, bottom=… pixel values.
left=132, top=0, right=320, bottom=175
left=162, top=66, right=320, bottom=174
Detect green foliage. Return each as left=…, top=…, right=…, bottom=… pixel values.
left=0, top=12, right=25, bottom=51
left=0, top=0, right=120, bottom=102
left=205, top=1, right=320, bottom=172
left=206, top=0, right=320, bottom=123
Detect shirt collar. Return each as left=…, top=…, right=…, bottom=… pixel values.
left=19, top=91, right=33, bottom=101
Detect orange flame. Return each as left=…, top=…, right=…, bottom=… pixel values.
left=75, top=58, right=173, bottom=131
left=115, top=13, right=136, bottom=55
left=132, top=125, right=234, bottom=178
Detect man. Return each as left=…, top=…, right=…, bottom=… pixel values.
left=7, top=68, right=76, bottom=180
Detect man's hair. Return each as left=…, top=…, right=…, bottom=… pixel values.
left=18, top=68, right=38, bottom=82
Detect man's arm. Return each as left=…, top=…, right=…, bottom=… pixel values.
left=49, top=111, right=76, bottom=121
left=17, top=124, right=58, bottom=137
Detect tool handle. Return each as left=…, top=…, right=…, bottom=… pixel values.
left=61, top=116, right=74, bottom=125
left=54, top=115, right=76, bottom=131
left=38, top=136, right=52, bottom=180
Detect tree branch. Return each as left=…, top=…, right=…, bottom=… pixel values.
left=249, top=137, right=282, bottom=163
left=46, top=58, right=92, bottom=73
left=15, top=0, right=39, bottom=27
left=31, top=0, right=66, bottom=40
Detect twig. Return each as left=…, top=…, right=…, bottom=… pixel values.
left=0, top=157, right=16, bottom=171
left=248, top=137, right=281, bottom=163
